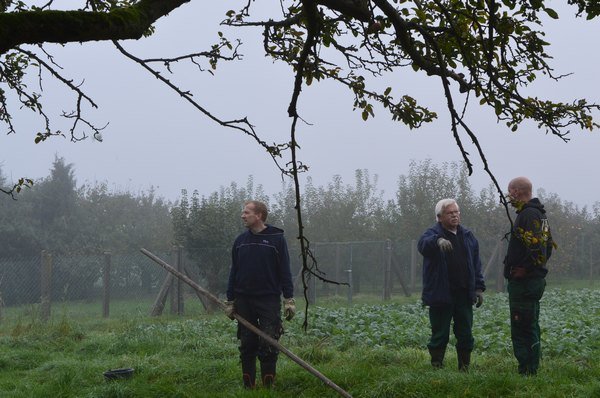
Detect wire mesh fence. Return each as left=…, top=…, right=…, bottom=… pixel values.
left=0, top=236, right=598, bottom=323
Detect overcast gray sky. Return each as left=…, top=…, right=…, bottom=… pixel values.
left=2, top=2, right=599, bottom=208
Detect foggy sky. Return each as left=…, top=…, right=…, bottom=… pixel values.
left=2, top=2, right=599, bottom=209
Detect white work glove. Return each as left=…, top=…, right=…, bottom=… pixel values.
left=283, top=298, right=296, bottom=321
left=223, top=300, right=235, bottom=320
left=437, top=237, right=453, bottom=252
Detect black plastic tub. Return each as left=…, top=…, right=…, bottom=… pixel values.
left=103, top=368, right=134, bottom=381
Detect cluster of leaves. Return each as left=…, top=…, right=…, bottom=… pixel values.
left=514, top=221, right=555, bottom=265
left=223, top=0, right=599, bottom=141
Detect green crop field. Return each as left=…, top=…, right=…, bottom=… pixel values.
left=0, top=287, right=598, bottom=397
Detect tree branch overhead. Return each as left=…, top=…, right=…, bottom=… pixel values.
left=0, top=0, right=190, bottom=54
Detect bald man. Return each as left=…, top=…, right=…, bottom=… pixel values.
left=504, top=176, right=554, bottom=376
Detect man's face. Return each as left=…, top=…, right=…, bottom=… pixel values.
left=439, top=203, right=460, bottom=230
left=241, top=204, right=262, bottom=229
left=507, top=184, right=523, bottom=209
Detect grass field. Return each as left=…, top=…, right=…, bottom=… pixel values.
left=0, top=286, right=598, bottom=397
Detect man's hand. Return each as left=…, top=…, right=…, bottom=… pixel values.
left=474, top=290, right=484, bottom=308
left=283, top=298, right=296, bottom=321
left=224, top=300, right=235, bottom=320
left=437, top=237, right=453, bottom=252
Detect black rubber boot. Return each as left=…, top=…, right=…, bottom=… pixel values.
left=241, top=359, right=256, bottom=389
left=260, top=361, right=277, bottom=388
left=457, top=350, right=471, bottom=372
left=428, top=347, right=446, bottom=369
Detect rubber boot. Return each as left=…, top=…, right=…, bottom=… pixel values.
left=428, top=347, right=446, bottom=369
left=241, top=359, right=256, bottom=389
left=457, top=350, right=471, bottom=372
left=260, top=361, right=277, bottom=388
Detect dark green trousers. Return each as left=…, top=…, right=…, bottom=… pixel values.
left=507, top=277, right=546, bottom=375
left=427, top=290, right=474, bottom=352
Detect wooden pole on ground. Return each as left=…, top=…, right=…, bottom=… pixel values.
left=140, top=248, right=353, bottom=398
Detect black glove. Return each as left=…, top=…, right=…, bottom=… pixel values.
left=474, top=290, right=483, bottom=308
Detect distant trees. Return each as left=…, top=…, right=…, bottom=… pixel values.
left=0, top=157, right=173, bottom=254
left=301, top=170, right=385, bottom=242
left=1, top=157, right=598, bottom=304
left=0, top=157, right=175, bottom=304
left=171, top=160, right=600, bottom=292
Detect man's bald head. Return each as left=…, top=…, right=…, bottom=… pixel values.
left=508, top=176, right=533, bottom=202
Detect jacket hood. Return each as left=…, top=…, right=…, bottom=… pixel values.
left=251, top=224, right=284, bottom=235
left=520, top=198, right=546, bottom=214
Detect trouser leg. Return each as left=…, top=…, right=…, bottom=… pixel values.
left=236, top=297, right=258, bottom=388
left=508, top=278, right=546, bottom=375
left=452, top=290, right=474, bottom=371
left=427, top=305, right=452, bottom=368
left=255, top=296, right=282, bottom=388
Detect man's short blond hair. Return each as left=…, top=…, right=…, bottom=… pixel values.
left=245, top=200, right=268, bottom=222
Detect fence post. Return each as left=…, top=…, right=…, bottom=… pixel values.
left=40, top=250, right=52, bottom=322
left=410, top=239, right=417, bottom=291
left=170, top=246, right=184, bottom=315
left=310, top=244, right=316, bottom=304
left=383, top=239, right=392, bottom=300
left=177, top=246, right=184, bottom=315
left=345, top=269, right=352, bottom=305
left=335, top=244, right=341, bottom=296
left=170, top=246, right=178, bottom=314
left=103, top=251, right=111, bottom=318
left=590, top=244, right=593, bottom=286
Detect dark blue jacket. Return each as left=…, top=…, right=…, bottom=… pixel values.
left=226, top=224, right=293, bottom=301
left=418, top=223, right=485, bottom=306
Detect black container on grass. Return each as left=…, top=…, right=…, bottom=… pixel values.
left=103, top=368, right=134, bottom=381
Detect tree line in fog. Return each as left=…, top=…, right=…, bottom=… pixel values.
left=2, top=157, right=599, bottom=283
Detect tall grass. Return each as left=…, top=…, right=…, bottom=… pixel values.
left=0, top=287, right=598, bottom=397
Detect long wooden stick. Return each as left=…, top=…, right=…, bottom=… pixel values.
left=140, top=248, right=352, bottom=398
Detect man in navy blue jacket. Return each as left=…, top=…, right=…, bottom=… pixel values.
left=418, top=198, right=485, bottom=371
left=225, top=200, right=295, bottom=389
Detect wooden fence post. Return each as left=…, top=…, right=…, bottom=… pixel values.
left=383, top=239, right=392, bottom=300
left=40, top=250, right=52, bottom=322
left=335, top=244, right=341, bottom=296
left=170, top=247, right=179, bottom=314
left=590, top=245, right=594, bottom=285
left=176, top=246, right=184, bottom=315
left=307, top=245, right=317, bottom=304
left=103, top=251, right=111, bottom=318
